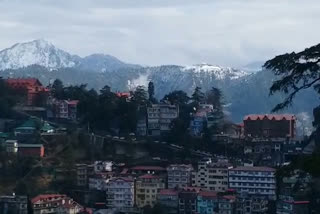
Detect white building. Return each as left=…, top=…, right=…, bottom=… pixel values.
left=88, top=172, right=114, bottom=191
left=105, top=177, right=135, bottom=209
left=5, top=140, right=18, bottom=153
left=167, top=164, right=193, bottom=189
left=94, top=161, right=113, bottom=173
left=228, top=166, right=276, bottom=200
left=147, top=104, right=179, bottom=136
left=192, top=158, right=231, bottom=192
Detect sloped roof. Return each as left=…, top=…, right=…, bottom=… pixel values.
left=31, top=194, right=66, bottom=204
left=158, top=189, right=179, bottom=196
left=244, top=114, right=295, bottom=121
left=16, top=119, right=38, bottom=129
left=245, top=114, right=296, bottom=121
left=41, top=122, right=55, bottom=131
left=131, top=166, right=166, bottom=171
left=230, top=166, right=275, bottom=172
left=198, top=190, right=217, bottom=199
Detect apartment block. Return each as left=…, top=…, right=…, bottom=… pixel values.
left=147, top=104, right=179, bottom=136
left=135, top=174, right=165, bottom=208
left=0, top=194, right=28, bottom=214
left=192, top=158, right=231, bottom=192
left=105, top=177, right=135, bottom=209
left=167, top=164, right=194, bottom=189
left=228, top=167, right=276, bottom=200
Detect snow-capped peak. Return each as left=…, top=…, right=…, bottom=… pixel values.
left=182, top=63, right=249, bottom=80
left=0, top=39, right=80, bottom=70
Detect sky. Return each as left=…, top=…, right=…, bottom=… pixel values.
left=0, top=0, right=319, bottom=67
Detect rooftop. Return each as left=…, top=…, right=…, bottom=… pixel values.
left=244, top=114, right=295, bottom=121
left=131, top=166, right=166, bottom=171
left=31, top=194, right=66, bottom=204
left=18, top=143, right=43, bottom=148
left=230, top=166, right=275, bottom=172
left=158, top=189, right=179, bottom=196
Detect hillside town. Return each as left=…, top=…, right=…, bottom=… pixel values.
left=0, top=76, right=317, bottom=214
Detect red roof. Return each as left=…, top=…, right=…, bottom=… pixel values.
left=223, top=195, right=236, bottom=201
left=244, top=114, right=295, bottom=121
left=110, top=177, right=134, bottom=182
left=199, top=191, right=217, bottom=198
left=138, top=174, right=161, bottom=179
left=283, top=201, right=310, bottom=205
left=31, top=194, right=66, bottom=204
left=116, top=92, right=130, bottom=98
left=230, top=166, right=275, bottom=172
left=182, top=187, right=202, bottom=193
left=131, top=166, right=166, bottom=171
left=66, top=100, right=79, bottom=105
left=159, top=189, right=179, bottom=196
left=6, top=78, right=41, bottom=86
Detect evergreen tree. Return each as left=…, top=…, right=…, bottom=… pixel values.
left=148, top=81, right=157, bottom=103
left=191, top=86, right=205, bottom=108
left=161, top=90, right=190, bottom=106
left=51, top=79, right=64, bottom=99
left=132, top=86, right=148, bottom=105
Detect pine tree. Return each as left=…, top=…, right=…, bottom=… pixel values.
left=148, top=81, right=156, bottom=103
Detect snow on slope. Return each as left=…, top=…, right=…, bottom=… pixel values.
left=182, top=63, right=248, bottom=80
left=0, top=39, right=80, bottom=70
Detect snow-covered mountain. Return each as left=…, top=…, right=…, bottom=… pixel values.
left=0, top=39, right=81, bottom=70
left=0, top=39, right=138, bottom=72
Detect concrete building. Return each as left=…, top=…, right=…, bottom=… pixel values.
left=5, top=140, right=18, bottom=153
left=31, top=194, right=82, bottom=214
left=167, top=164, right=194, bottom=189
left=276, top=195, right=310, bottom=214
left=236, top=196, right=269, bottom=214
left=157, top=189, right=180, bottom=214
left=135, top=174, right=165, bottom=208
left=88, top=172, right=114, bottom=191
left=178, top=187, right=201, bottom=214
left=105, top=177, right=135, bottom=209
left=228, top=166, right=276, bottom=200
left=76, top=164, right=94, bottom=187
left=197, top=191, right=218, bottom=214
left=147, top=104, right=179, bottom=136
left=192, top=158, right=231, bottom=192
left=18, top=144, right=44, bottom=158
left=0, top=194, right=28, bottom=214
left=93, top=161, right=113, bottom=173
left=243, top=114, right=296, bottom=139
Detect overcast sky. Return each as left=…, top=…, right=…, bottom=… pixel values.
left=0, top=0, right=319, bottom=67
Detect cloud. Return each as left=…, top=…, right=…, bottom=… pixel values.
left=0, top=0, right=319, bottom=67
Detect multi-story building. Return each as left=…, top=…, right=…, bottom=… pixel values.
left=243, top=114, right=296, bottom=139
left=228, top=166, right=276, bottom=200
left=236, top=196, right=269, bottom=214
left=178, top=187, right=201, bottom=214
left=0, top=194, right=28, bottom=214
left=31, top=194, right=83, bottom=214
left=5, top=78, right=49, bottom=106
left=135, top=174, right=166, bottom=208
left=53, top=100, right=79, bottom=121
left=88, top=172, right=114, bottom=191
left=219, top=195, right=236, bottom=214
left=167, top=164, right=194, bottom=189
left=105, top=177, right=135, bottom=209
left=192, top=158, right=231, bottom=192
left=147, top=104, right=179, bottom=136
left=76, top=164, right=94, bottom=187
left=197, top=191, right=218, bottom=214
left=157, top=189, right=180, bottom=214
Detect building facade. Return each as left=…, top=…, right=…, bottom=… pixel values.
left=243, top=114, right=296, bottom=139
left=0, top=194, right=28, bottom=214
left=147, top=104, right=179, bottom=136
left=167, top=164, right=194, bottom=189
left=31, top=194, right=82, bottom=214
left=135, top=174, right=165, bottom=208
left=105, top=177, right=135, bottom=209
left=5, top=78, right=49, bottom=106
left=18, top=144, right=44, bottom=158
left=157, top=189, right=179, bottom=214
left=228, top=167, right=276, bottom=200
left=178, top=188, right=200, bottom=214
left=192, top=159, right=231, bottom=192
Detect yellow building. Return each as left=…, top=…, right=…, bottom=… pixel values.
left=135, top=174, right=165, bottom=208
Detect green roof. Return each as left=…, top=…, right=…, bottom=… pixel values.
left=41, top=122, right=55, bottom=132
left=16, top=119, right=38, bottom=129
left=0, top=133, right=9, bottom=138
